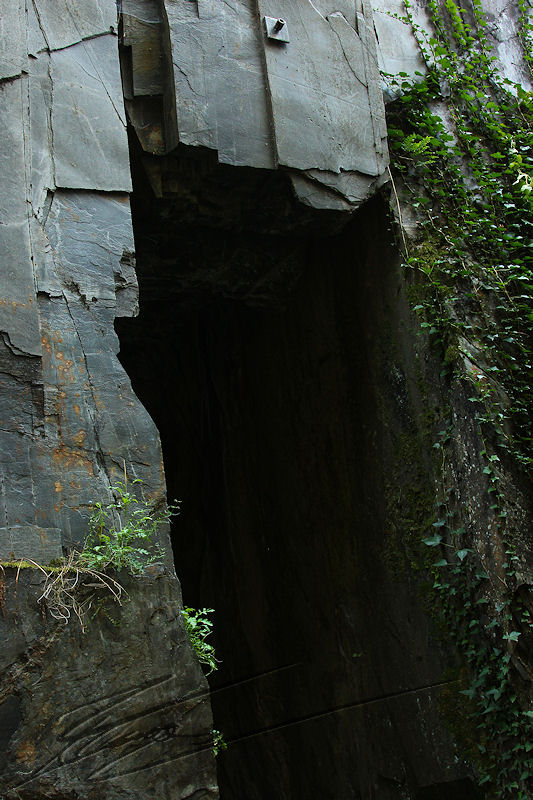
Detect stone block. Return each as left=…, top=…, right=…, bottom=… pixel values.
left=0, top=526, right=62, bottom=563
left=51, top=36, right=131, bottom=191
left=33, top=0, right=117, bottom=51
left=258, top=0, right=387, bottom=176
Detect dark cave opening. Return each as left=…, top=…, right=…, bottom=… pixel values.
left=116, top=147, right=482, bottom=799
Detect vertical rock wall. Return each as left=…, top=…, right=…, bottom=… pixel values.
left=0, top=0, right=161, bottom=552
left=0, top=3, right=217, bottom=798
left=122, top=0, right=390, bottom=212
left=1, top=0, right=531, bottom=798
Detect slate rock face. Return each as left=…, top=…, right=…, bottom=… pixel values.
left=1, top=0, right=531, bottom=798
left=0, top=0, right=162, bottom=551
left=0, top=2, right=217, bottom=798
left=0, top=566, right=217, bottom=800
left=122, top=0, right=390, bottom=213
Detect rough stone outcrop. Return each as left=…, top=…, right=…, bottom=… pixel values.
left=0, top=0, right=160, bottom=551
left=0, top=2, right=216, bottom=798
left=0, top=566, right=216, bottom=800
left=122, top=0, right=389, bottom=212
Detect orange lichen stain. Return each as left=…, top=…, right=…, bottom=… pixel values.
left=16, top=742, right=36, bottom=764
left=73, top=431, right=86, bottom=447
left=73, top=403, right=80, bottom=416
left=0, top=298, right=32, bottom=309
left=57, top=362, right=76, bottom=384
left=70, top=480, right=80, bottom=489
left=40, top=335, right=51, bottom=354
left=52, top=446, right=94, bottom=475
left=54, top=481, right=62, bottom=493
left=55, top=352, right=64, bottom=360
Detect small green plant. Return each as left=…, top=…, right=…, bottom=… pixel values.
left=400, top=132, right=438, bottom=166
left=212, top=729, right=227, bottom=756
left=81, top=479, right=177, bottom=574
left=181, top=606, right=219, bottom=674
left=19, top=476, right=178, bottom=632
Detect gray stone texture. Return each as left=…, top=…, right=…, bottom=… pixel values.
left=0, top=567, right=217, bottom=800
left=1, top=0, right=531, bottom=797
left=373, top=0, right=429, bottom=96
left=258, top=0, right=387, bottom=175
left=0, top=0, right=155, bottom=552
left=0, top=0, right=26, bottom=79
left=375, top=0, right=532, bottom=98
left=164, top=0, right=276, bottom=168
left=0, top=526, right=62, bottom=562
left=33, top=0, right=117, bottom=51
left=51, top=37, right=131, bottom=191
left=120, top=0, right=179, bottom=155
left=0, top=3, right=216, bottom=798
left=123, top=0, right=390, bottom=209
left=481, top=0, right=533, bottom=89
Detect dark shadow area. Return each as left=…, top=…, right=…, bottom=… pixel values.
left=415, top=778, right=484, bottom=799
left=116, top=145, right=482, bottom=799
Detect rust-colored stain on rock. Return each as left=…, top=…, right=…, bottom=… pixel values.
left=52, top=446, right=94, bottom=475
left=16, top=741, right=36, bottom=764
left=73, top=431, right=86, bottom=447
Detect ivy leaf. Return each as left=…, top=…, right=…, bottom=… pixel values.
left=503, top=631, right=521, bottom=642
left=424, top=534, right=443, bottom=546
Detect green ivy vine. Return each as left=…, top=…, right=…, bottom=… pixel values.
left=518, top=0, right=533, bottom=75
left=384, top=1, right=533, bottom=797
